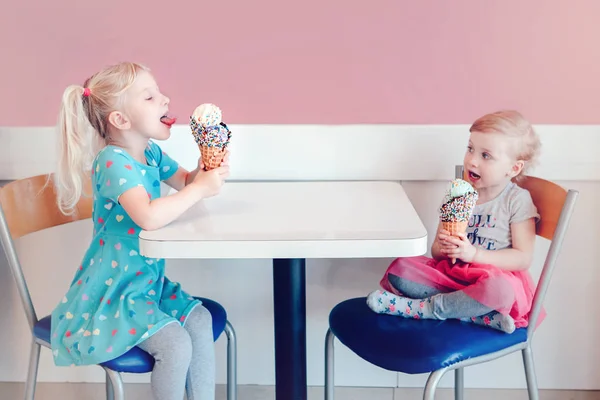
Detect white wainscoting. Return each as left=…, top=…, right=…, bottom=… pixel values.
left=0, top=125, right=597, bottom=390
left=1, top=124, right=598, bottom=181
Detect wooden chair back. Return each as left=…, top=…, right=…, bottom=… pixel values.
left=514, top=176, right=567, bottom=241
left=0, top=174, right=92, bottom=330
left=0, top=174, right=92, bottom=239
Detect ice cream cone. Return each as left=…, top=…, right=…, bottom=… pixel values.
left=441, top=220, right=469, bottom=237
left=190, top=107, right=231, bottom=171
left=200, top=145, right=227, bottom=170
left=442, top=220, right=469, bottom=264
left=439, top=179, right=478, bottom=265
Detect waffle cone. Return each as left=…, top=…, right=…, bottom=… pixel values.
left=200, top=145, right=226, bottom=170
left=441, top=220, right=469, bottom=264
left=441, top=220, right=469, bottom=237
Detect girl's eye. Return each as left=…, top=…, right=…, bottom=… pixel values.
left=146, top=97, right=153, bottom=101
left=467, top=146, right=473, bottom=152
left=482, top=152, right=491, bottom=159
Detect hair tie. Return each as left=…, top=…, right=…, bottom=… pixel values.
left=83, top=87, right=91, bottom=97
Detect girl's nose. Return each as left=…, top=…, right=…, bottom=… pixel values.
left=465, top=155, right=477, bottom=168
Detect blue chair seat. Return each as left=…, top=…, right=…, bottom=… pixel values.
left=33, top=297, right=227, bottom=373
left=329, top=297, right=528, bottom=374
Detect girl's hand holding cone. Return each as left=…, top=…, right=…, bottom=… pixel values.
left=438, top=230, right=477, bottom=264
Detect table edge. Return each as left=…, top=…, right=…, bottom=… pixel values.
left=138, top=235, right=429, bottom=260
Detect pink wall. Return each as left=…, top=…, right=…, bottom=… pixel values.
left=2, top=1, right=600, bottom=126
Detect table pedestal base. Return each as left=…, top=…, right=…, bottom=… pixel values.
left=273, top=258, right=307, bottom=400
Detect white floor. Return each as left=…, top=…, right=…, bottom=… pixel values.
left=1, top=383, right=599, bottom=400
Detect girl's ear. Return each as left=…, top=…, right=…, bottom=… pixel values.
left=108, top=111, right=131, bottom=131
left=509, top=160, right=525, bottom=178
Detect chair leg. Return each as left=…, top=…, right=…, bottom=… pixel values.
left=224, top=321, right=237, bottom=400
left=423, top=368, right=448, bottom=400
left=454, top=367, right=464, bottom=400
left=522, top=346, right=539, bottom=400
left=24, top=340, right=41, bottom=400
left=103, top=368, right=125, bottom=400
left=324, top=328, right=335, bottom=400
left=106, top=370, right=114, bottom=400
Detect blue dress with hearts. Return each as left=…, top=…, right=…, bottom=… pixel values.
left=50, top=142, right=200, bottom=366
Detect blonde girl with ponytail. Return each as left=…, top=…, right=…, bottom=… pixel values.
left=51, top=62, right=228, bottom=400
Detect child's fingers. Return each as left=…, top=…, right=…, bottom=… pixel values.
left=444, top=249, right=461, bottom=258
left=215, top=165, right=231, bottom=178
left=443, top=236, right=463, bottom=246
left=456, top=232, right=469, bottom=241
left=441, top=246, right=457, bottom=252
left=437, top=233, right=451, bottom=242
left=222, top=150, right=231, bottom=165
left=441, top=244, right=461, bottom=252
left=440, top=241, right=457, bottom=249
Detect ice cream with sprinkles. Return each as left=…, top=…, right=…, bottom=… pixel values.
left=439, top=179, right=478, bottom=263
left=189, top=103, right=231, bottom=170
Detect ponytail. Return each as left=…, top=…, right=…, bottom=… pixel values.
left=53, top=62, right=148, bottom=214
left=54, top=85, right=101, bottom=215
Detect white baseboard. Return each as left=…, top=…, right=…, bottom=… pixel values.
left=1, top=124, right=597, bottom=181
left=1, top=382, right=598, bottom=400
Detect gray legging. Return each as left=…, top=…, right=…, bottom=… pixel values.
left=387, top=273, right=495, bottom=319
left=138, top=305, right=215, bottom=400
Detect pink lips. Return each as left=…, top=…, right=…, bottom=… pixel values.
left=468, top=170, right=481, bottom=182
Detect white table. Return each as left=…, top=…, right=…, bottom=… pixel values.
left=139, top=181, right=428, bottom=400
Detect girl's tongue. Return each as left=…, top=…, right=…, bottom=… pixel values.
left=160, top=113, right=177, bottom=127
